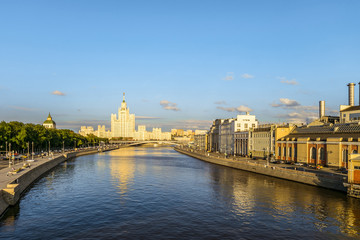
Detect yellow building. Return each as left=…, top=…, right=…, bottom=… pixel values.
left=277, top=123, right=360, bottom=168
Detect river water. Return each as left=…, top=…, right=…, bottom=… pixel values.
left=1, top=147, right=360, bottom=239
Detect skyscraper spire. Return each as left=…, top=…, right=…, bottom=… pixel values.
left=123, top=92, right=125, bottom=102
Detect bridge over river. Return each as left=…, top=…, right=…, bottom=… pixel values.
left=109, top=140, right=179, bottom=147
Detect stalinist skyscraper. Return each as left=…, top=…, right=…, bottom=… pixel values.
left=111, top=93, right=135, bottom=138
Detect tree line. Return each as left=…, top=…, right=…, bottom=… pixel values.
left=0, top=121, right=109, bottom=153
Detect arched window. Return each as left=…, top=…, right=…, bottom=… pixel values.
left=311, top=147, right=316, bottom=160
left=319, top=148, right=325, bottom=161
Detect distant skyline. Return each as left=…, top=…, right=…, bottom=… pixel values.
left=1, top=1, right=360, bottom=131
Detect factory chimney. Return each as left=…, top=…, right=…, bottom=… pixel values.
left=319, top=101, right=325, bottom=119
left=348, top=83, right=355, bottom=106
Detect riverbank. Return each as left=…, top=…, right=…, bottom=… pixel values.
left=175, top=147, right=347, bottom=193
left=0, top=146, right=118, bottom=217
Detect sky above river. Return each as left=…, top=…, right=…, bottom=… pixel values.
left=1, top=1, right=360, bottom=131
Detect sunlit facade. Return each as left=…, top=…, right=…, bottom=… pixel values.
left=111, top=93, right=135, bottom=138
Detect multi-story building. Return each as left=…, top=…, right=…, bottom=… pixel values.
left=234, top=112, right=258, bottom=132
left=249, top=123, right=296, bottom=159
left=194, top=133, right=208, bottom=151
left=277, top=123, right=360, bottom=168
left=111, top=93, right=135, bottom=138
left=79, top=126, right=95, bottom=136
left=234, top=131, right=249, bottom=156
left=219, top=119, right=235, bottom=155
left=277, top=83, right=360, bottom=168
left=208, top=119, right=223, bottom=152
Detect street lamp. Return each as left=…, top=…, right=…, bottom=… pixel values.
left=27, top=142, right=29, bottom=163
left=63, top=141, right=65, bottom=153
left=32, top=141, right=34, bottom=160
left=48, top=141, right=51, bottom=156
left=8, top=143, right=11, bottom=168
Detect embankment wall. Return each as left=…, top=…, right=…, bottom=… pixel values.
left=175, top=148, right=347, bottom=193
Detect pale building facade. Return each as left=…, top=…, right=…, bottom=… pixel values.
left=111, top=93, right=135, bottom=138
left=234, top=112, right=258, bottom=132
left=219, top=119, right=235, bottom=155
left=248, top=124, right=296, bottom=159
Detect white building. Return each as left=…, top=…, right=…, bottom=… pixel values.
left=111, top=93, right=135, bottom=138
left=234, top=112, right=258, bottom=132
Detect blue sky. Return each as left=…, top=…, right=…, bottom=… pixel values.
left=1, top=0, right=360, bottom=131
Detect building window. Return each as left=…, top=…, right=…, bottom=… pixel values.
left=353, top=150, right=358, bottom=154
left=342, top=149, right=348, bottom=163
left=278, top=147, right=281, bottom=157
left=319, top=148, right=325, bottom=161
left=283, top=147, right=286, bottom=157
left=294, top=147, right=297, bottom=158
left=311, top=147, right=316, bottom=160
left=245, top=123, right=248, bottom=129
left=252, top=124, right=256, bottom=128
left=289, top=147, right=292, bottom=157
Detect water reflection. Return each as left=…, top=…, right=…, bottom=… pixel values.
left=209, top=165, right=360, bottom=237
left=1, top=147, right=360, bottom=239
left=109, top=149, right=136, bottom=196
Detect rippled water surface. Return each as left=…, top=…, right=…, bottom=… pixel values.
left=1, top=147, right=360, bottom=239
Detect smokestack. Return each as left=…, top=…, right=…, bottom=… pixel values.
left=319, top=101, right=325, bottom=119
left=348, top=83, right=355, bottom=106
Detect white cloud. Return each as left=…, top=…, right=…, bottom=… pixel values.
left=160, top=100, right=180, bottom=111
left=222, top=72, right=234, bottom=81
left=217, top=105, right=252, bottom=113
left=271, top=98, right=301, bottom=108
left=241, top=73, right=254, bottom=79
left=52, top=90, right=66, bottom=96
left=276, top=111, right=318, bottom=124
left=278, top=77, right=298, bottom=85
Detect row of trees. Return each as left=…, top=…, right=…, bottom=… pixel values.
left=0, top=121, right=109, bottom=153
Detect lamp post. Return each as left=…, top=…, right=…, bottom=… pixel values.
left=32, top=141, right=34, bottom=160
left=74, top=140, right=76, bottom=151
left=62, top=141, right=65, bottom=153
left=5, top=141, right=7, bottom=160
left=48, top=141, right=50, bottom=156
left=27, top=142, right=29, bottom=163
left=8, top=143, right=11, bottom=168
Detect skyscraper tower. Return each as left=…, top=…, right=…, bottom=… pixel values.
left=111, top=93, right=135, bottom=138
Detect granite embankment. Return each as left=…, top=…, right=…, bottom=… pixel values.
left=175, top=148, right=347, bottom=193
left=0, top=147, right=118, bottom=217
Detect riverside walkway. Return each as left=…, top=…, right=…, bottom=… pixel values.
left=175, top=147, right=348, bottom=193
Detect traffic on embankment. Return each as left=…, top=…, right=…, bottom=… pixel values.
left=0, top=145, right=119, bottom=217
left=174, top=146, right=347, bottom=194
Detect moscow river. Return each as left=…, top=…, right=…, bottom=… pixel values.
left=1, top=147, right=360, bottom=239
